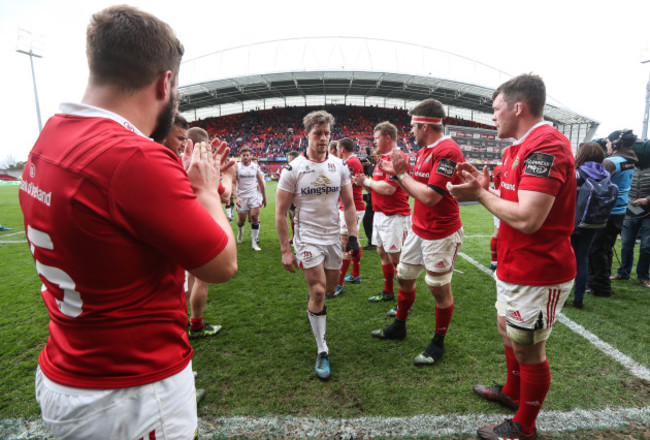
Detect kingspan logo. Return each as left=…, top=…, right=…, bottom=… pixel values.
left=300, top=175, right=340, bottom=195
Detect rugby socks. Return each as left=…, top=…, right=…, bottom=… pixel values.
left=190, top=317, right=204, bottom=331
left=307, top=306, right=328, bottom=354
left=382, top=264, right=395, bottom=294
left=501, top=344, right=521, bottom=400
left=338, top=259, right=352, bottom=286
left=226, top=204, right=233, bottom=217
left=512, top=360, right=551, bottom=435
left=490, top=236, right=498, bottom=265
left=435, top=303, right=454, bottom=335
left=395, top=289, right=416, bottom=321
left=351, top=247, right=362, bottom=277
left=251, top=223, right=259, bottom=242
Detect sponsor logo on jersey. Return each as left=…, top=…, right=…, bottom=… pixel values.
left=300, top=175, right=340, bottom=196
left=414, top=171, right=430, bottom=179
left=436, top=158, right=457, bottom=178
left=285, top=164, right=292, bottom=171
left=29, top=163, right=36, bottom=178
left=424, top=154, right=432, bottom=164
left=512, top=156, right=519, bottom=169
left=501, top=181, right=516, bottom=191
left=507, top=310, right=524, bottom=322
left=524, top=152, right=554, bottom=177
left=19, top=179, right=52, bottom=207
left=329, top=163, right=337, bottom=172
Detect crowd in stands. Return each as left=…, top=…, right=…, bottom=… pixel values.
left=190, top=105, right=494, bottom=159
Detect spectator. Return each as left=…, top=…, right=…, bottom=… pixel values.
left=588, top=130, right=639, bottom=297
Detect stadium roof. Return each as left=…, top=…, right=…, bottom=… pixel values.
left=178, top=37, right=598, bottom=135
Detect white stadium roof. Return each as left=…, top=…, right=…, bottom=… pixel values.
left=178, top=37, right=599, bottom=146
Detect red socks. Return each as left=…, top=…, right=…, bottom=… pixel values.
left=434, top=303, right=454, bottom=335
left=190, top=317, right=204, bottom=331
left=513, top=359, right=551, bottom=435
left=382, top=264, right=395, bottom=294
left=351, top=247, right=362, bottom=277
left=338, top=259, right=351, bottom=286
left=395, top=289, right=416, bottom=320
left=501, top=345, right=520, bottom=400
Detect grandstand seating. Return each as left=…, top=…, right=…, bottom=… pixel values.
left=189, top=105, right=494, bottom=160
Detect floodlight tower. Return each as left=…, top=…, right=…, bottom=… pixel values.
left=16, top=29, right=44, bottom=133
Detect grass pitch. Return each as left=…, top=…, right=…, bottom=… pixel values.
left=0, top=182, right=648, bottom=439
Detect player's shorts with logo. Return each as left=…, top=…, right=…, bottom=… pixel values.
left=372, top=212, right=411, bottom=253
left=398, top=227, right=463, bottom=277
left=238, top=193, right=262, bottom=212
left=35, top=362, right=198, bottom=440
left=294, top=239, right=343, bottom=271
left=339, top=210, right=365, bottom=235
left=495, top=276, right=574, bottom=343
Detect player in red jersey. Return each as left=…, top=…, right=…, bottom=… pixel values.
left=332, top=137, right=366, bottom=297
left=489, top=163, right=504, bottom=271
left=19, top=6, right=237, bottom=439
left=448, top=74, right=576, bottom=440
left=352, top=121, right=411, bottom=306
left=370, top=100, right=464, bottom=368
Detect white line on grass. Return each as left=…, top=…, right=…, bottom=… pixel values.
left=2, top=406, right=649, bottom=439
left=0, top=231, right=25, bottom=237
left=457, top=252, right=650, bottom=382
left=0, top=240, right=27, bottom=244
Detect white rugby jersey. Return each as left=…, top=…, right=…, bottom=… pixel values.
left=236, top=162, right=263, bottom=198
left=278, top=154, right=350, bottom=245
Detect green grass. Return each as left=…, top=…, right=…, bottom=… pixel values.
left=0, top=182, right=649, bottom=439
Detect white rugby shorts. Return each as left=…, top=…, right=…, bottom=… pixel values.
left=398, top=227, right=463, bottom=276
left=294, top=239, right=342, bottom=271
left=372, top=212, right=411, bottom=254
left=495, top=277, right=574, bottom=331
left=339, top=210, right=365, bottom=235
left=237, top=193, right=261, bottom=212
left=35, top=362, right=197, bottom=440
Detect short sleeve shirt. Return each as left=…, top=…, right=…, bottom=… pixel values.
left=236, top=162, right=263, bottom=198
left=496, top=122, right=577, bottom=285
left=19, top=103, right=228, bottom=389
left=372, top=150, right=411, bottom=216
left=411, top=137, right=464, bottom=240
left=278, top=154, right=350, bottom=245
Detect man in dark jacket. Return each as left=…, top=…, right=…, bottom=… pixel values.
left=611, top=165, right=650, bottom=287
left=588, top=130, right=638, bottom=297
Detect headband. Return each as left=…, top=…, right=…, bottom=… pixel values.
left=411, top=116, right=443, bottom=126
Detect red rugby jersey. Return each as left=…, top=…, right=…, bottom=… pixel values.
left=20, top=106, right=228, bottom=388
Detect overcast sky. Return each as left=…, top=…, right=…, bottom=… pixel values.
left=1, top=0, right=649, bottom=164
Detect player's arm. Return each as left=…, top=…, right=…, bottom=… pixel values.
left=352, top=173, right=397, bottom=195
left=384, top=150, right=442, bottom=206
left=219, top=165, right=235, bottom=203
left=185, top=140, right=237, bottom=283
left=447, top=163, right=554, bottom=234
left=257, top=172, right=267, bottom=207
left=275, top=188, right=298, bottom=272
left=340, top=182, right=358, bottom=238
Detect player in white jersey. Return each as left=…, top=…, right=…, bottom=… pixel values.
left=276, top=110, right=359, bottom=381
left=234, top=146, right=266, bottom=251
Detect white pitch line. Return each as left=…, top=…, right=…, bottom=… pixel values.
left=0, top=240, right=27, bottom=244
left=457, top=251, right=650, bottom=382
left=2, top=406, right=649, bottom=439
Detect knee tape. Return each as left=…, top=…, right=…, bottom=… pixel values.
left=506, top=325, right=552, bottom=345
left=425, top=271, right=453, bottom=287
left=396, top=262, right=423, bottom=280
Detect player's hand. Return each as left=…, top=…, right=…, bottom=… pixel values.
left=390, top=149, right=408, bottom=175
left=182, top=139, right=194, bottom=172
left=632, top=197, right=649, bottom=206
left=281, top=250, right=299, bottom=273
left=235, top=197, right=241, bottom=209
left=187, top=140, right=220, bottom=199
left=351, top=173, right=366, bottom=186
left=446, top=163, right=489, bottom=201
left=262, top=196, right=267, bottom=208
left=345, top=236, right=360, bottom=258
left=378, top=159, right=395, bottom=176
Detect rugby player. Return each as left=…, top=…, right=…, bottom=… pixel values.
left=448, top=73, right=576, bottom=440
left=234, top=146, right=266, bottom=251
left=275, top=110, right=359, bottom=381
left=370, top=100, right=464, bottom=370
